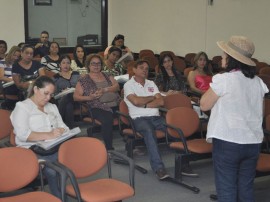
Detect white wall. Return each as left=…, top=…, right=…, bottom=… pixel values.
left=108, top=0, right=270, bottom=63
left=28, top=0, right=101, bottom=46
left=0, top=0, right=25, bottom=50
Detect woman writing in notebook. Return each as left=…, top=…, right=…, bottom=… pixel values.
left=11, top=76, right=69, bottom=198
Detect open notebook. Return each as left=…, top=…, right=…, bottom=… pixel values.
left=54, top=88, right=75, bottom=99
left=36, top=127, right=81, bottom=150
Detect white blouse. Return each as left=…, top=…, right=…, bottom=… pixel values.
left=206, top=71, right=269, bottom=144
left=10, top=98, right=69, bottom=148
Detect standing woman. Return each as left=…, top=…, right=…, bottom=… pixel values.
left=200, top=36, right=268, bottom=202
left=155, top=53, right=186, bottom=95
left=71, top=44, right=87, bottom=74
left=12, top=44, right=45, bottom=98
left=187, top=51, right=213, bottom=94
left=73, top=54, right=120, bottom=150
left=41, top=42, right=60, bottom=73
left=54, top=55, right=80, bottom=129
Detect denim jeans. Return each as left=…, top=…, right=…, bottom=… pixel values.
left=38, top=152, right=61, bottom=198
left=212, top=138, right=261, bottom=202
left=133, top=116, right=166, bottom=172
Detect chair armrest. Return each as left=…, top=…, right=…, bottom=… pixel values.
left=164, top=123, right=189, bottom=154
left=40, top=161, right=70, bottom=202
left=108, top=150, right=135, bottom=188
left=53, top=161, right=83, bottom=202
left=159, top=107, right=168, bottom=113
left=116, top=110, right=139, bottom=138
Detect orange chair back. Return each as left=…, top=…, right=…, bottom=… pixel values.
left=164, top=93, right=192, bottom=110
left=58, top=137, right=107, bottom=178
left=0, top=109, right=12, bottom=140
left=166, top=107, right=199, bottom=139
left=173, top=56, right=186, bottom=73
left=119, top=100, right=130, bottom=125
left=184, top=67, right=193, bottom=78
left=139, top=49, right=155, bottom=59
left=0, top=147, right=39, bottom=192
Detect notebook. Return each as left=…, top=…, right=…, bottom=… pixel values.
left=36, top=127, right=81, bottom=150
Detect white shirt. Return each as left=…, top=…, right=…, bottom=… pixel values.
left=124, top=77, right=160, bottom=119
left=206, top=71, right=269, bottom=144
left=10, top=98, right=69, bottom=148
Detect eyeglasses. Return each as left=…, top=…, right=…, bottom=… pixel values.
left=90, top=62, right=102, bottom=67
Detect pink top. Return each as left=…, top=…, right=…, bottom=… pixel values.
left=195, top=75, right=212, bottom=91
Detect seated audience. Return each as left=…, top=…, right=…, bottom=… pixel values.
left=103, top=46, right=126, bottom=76
left=71, top=44, right=87, bottom=74
left=41, top=42, right=60, bottom=73
left=0, top=40, right=8, bottom=60
left=0, top=46, right=21, bottom=109
left=73, top=54, right=120, bottom=150
left=34, top=30, right=50, bottom=57
left=54, top=55, right=80, bottom=129
left=10, top=76, right=69, bottom=198
left=104, top=34, right=133, bottom=67
left=187, top=51, right=213, bottom=94
left=155, top=53, right=186, bottom=95
left=12, top=44, right=45, bottom=99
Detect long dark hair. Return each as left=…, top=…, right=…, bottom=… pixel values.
left=159, top=53, right=182, bottom=90
left=28, top=76, right=55, bottom=98
left=226, top=55, right=256, bottom=78
left=73, top=44, right=86, bottom=68
left=193, top=51, right=212, bottom=75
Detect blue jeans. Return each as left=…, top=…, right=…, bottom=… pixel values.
left=133, top=116, right=166, bottom=172
left=212, top=138, right=261, bottom=202
left=38, top=152, right=61, bottom=199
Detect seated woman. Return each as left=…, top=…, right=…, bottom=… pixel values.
left=155, top=53, right=186, bottom=95
left=71, top=44, right=87, bottom=74
left=12, top=44, right=45, bottom=99
left=187, top=51, right=213, bottom=94
left=10, top=76, right=69, bottom=198
left=104, top=34, right=133, bottom=67
left=73, top=54, right=120, bottom=150
left=41, top=42, right=60, bottom=73
left=103, top=46, right=126, bottom=76
left=54, top=55, right=80, bottom=129
left=0, top=40, right=7, bottom=60
left=0, top=46, right=21, bottom=109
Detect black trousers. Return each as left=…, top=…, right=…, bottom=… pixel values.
left=57, top=94, right=75, bottom=129
left=92, top=108, right=114, bottom=150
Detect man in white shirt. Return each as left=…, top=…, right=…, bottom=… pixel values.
left=124, top=60, right=169, bottom=180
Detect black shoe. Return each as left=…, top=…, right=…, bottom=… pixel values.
left=181, top=165, right=199, bottom=177
left=156, top=168, right=169, bottom=180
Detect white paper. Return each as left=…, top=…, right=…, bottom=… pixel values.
left=36, top=127, right=81, bottom=150
left=54, top=87, right=75, bottom=99
left=3, top=81, right=15, bottom=88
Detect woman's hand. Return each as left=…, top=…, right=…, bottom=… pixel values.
left=49, top=127, right=66, bottom=139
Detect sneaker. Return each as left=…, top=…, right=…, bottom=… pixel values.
left=156, top=168, right=169, bottom=180
left=181, top=165, right=199, bottom=177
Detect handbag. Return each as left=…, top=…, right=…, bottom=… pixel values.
left=29, top=144, right=59, bottom=156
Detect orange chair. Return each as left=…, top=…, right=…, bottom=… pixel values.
left=142, top=55, right=158, bottom=79
left=0, top=147, right=61, bottom=202
left=184, top=53, right=196, bottom=67
left=165, top=107, right=212, bottom=193
left=259, top=66, right=270, bottom=76
left=173, top=56, right=186, bottom=74
left=0, top=109, right=12, bottom=142
left=139, top=49, right=155, bottom=59
left=255, top=62, right=269, bottom=75
left=56, top=137, right=135, bottom=202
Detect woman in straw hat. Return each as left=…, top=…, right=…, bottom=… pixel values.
left=200, top=36, right=269, bottom=202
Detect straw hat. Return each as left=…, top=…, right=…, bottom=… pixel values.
left=217, top=36, right=256, bottom=66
